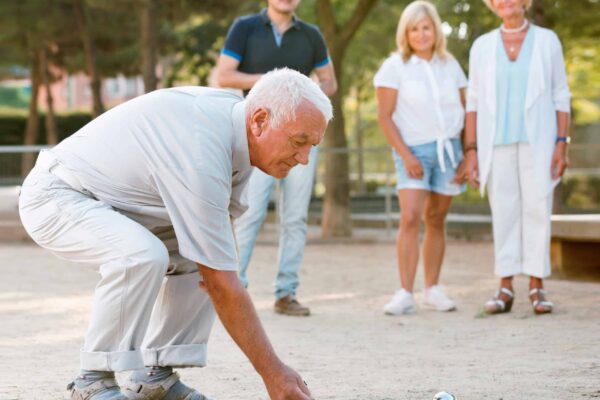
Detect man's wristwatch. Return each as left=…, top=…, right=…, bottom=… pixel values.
left=556, top=136, right=571, bottom=144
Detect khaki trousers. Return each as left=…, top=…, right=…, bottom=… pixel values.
left=19, top=153, right=215, bottom=371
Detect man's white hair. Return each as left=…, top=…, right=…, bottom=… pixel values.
left=245, top=68, right=333, bottom=129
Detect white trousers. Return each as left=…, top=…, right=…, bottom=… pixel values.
left=19, top=158, right=216, bottom=372
left=487, top=143, right=553, bottom=279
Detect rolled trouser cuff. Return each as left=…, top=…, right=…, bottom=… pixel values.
left=523, top=262, right=551, bottom=279
left=80, top=349, right=144, bottom=372
left=494, top=262, right=522, bottom=278
left=143, top=344, right=207, bottom=368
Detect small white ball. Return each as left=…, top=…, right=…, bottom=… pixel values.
left=433, top=391, right=457, bottom=400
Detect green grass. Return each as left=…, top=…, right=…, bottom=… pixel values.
left=0, top=106, right=28, bottom=117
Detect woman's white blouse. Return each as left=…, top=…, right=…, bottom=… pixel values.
left=374, top=53, right=467, bottom=145
left=374, top=53, right=467, bottom=171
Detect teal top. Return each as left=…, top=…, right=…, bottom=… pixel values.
left=494, top=27, right=535, bottom=146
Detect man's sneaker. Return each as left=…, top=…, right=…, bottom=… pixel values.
left=122, top=371, right=212, bottom=400
left=274, top=294, right=310, bottom=316
left=67, top=377, right=128, bottom=400
left=423, top=285, right=456, bottom=311
left=383, top=289, right=416, bottom=315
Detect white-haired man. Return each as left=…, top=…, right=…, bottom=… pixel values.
left=19, top=69, right=332, bottom=400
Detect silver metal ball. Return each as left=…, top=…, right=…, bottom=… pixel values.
left=433, top=391, right=457, bottom=400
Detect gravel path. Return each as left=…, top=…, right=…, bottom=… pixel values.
left=1, top=233, right=599, bottom=399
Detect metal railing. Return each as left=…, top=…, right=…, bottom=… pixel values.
left=0, top=145, right=48, bottom=186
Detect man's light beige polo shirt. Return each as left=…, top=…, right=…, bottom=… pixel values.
left=50, top=87, right=251, bottom=271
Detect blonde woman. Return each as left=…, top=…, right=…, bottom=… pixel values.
left=464, top=0, right=571, bottom=314
left=374, top=0, right=467, bottom=315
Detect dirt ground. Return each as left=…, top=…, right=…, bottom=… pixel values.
left=1, top=226, right=599, bottom=400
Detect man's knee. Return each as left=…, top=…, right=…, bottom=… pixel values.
left=280, top=214, right=308, bottom=232
left=135, top=239, right=170, bottom=275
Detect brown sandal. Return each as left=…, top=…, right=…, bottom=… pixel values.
left=484, top=287, right=514, bottom=314
left=529, top=288, right=553, bottom=314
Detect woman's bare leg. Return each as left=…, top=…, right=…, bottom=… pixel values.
left=422, top=192, right=453, bottom=288
left=397, top=189, right=428, bottom=292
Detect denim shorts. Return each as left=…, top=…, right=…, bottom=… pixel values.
left=392, top=138, right=466, bottom=196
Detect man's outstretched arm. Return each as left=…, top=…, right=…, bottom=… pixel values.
left=215, top=54, right=262, bottom=90
left=198, top=265, right=312, bottom=400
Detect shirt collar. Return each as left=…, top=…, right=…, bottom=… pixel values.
left=231, top=101, right=251, bottom=174
left=259, top=8, right=300, bottom=30
left=408, top=53, right=440, bottom=65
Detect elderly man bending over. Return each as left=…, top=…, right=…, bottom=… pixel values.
left=19, top=68, right=332, bottom=400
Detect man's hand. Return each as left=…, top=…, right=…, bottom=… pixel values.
left=402, top=153, right=423, bottom=180
left=264, top=363, right=313, bottom=400
left=198, top=265, right=313, bottom=399
left=551, top=142, right=568, bottom=179
left=463, top=150, right=479, bottom=188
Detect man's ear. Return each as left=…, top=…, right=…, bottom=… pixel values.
left=250, top=107, right=269, bottom=137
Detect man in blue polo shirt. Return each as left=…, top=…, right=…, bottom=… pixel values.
left=216, top=0, right=336, bottom=316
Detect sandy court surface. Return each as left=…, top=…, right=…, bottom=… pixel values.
left=1, top=228, right=599, bottom=400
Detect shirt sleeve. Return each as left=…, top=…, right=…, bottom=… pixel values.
left=373, top=57, right=400, bottom=89
left=154, top=166, right=238, bottom=271
left=222, top=18, right=247, bottom=62
left=549, top=31, right=571, bottom=113
left=152, top=103, right=240, bottom=272
left=465, top=39, right=480, bottom=113
left=307, top=25, right=331, bottom=69
left=453, top=58, right=468, bottom=89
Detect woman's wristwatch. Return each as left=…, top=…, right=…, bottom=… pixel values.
left=556, top=136, right=571, bottom=144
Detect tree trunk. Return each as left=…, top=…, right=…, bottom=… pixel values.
left=528, top=0, right=545, bottom=27
left=73, top=0, right=104, bottom=118
left=141, top=0, right=158, bottom=92
left=354, top=87, right=365, bottom=195
left=322, top=66, right=352, bottom=236
left=316, top=0, right=378, bottom=237
left=22, top=50, right=41, bottom=177
left=40, top=47, right=58, bottom=145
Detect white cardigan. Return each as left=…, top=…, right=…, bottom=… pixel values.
left=466, top=25, right=571, bottom=198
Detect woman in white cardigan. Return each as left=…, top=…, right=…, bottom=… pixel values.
left=464, top=0, right=571, bottom=314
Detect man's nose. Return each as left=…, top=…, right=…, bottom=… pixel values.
left=295, top=147, right=310, bottom=165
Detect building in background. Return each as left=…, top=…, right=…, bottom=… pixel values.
left=0, top=73, right=145, bottom=112
left=37, top=73, right=145, bottom=112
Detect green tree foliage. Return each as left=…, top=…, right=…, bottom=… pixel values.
left=163, top=18, right=229, bottom=87
left=161, top=1, right=261, bottom=87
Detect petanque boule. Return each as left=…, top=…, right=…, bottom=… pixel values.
left=433, top=391, right=457, bottom=400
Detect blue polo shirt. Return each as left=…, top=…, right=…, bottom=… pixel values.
left=222, top=9, right=330, bottom=93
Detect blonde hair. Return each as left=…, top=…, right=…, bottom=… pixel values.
left=396, top=0, right=447, bottom=62
left=483, top=0, right=533, bottom=13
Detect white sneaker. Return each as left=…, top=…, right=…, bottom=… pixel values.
left=383, top=289, right=416, bottom=315
left=423, top=285, right=456, bottom=311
